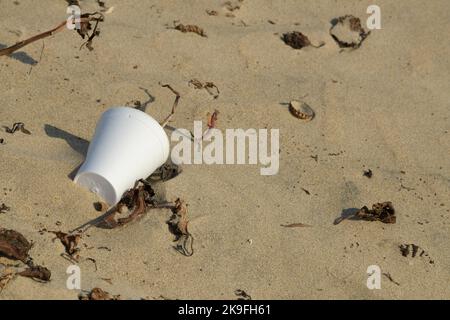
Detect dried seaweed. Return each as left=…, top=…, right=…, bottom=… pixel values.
left=234, top=289, right=252, bottom=300
left=49, top=231, right=82, bottom=258
left=173, top=22, right=207, bottom=37
left=77, top=12, right=105, bottom=51
left=399, top=244, right=434, bottom=264
left=17, top=265, right=51, bottom=282
left=0, top=13, right=104, bottom=57
left=282, top=31, right=324, bottom=49
left=189, top=79, right=220, bottom=99
left=206, top=9, right=219, bottom=16
left=0, top=228, right=32, bottom=263
left=79, top=287, right=120, bottom=300
left=355, top=202, right=396, bottom=223
left=0, top=229, right=50, bottom=291
left=98, top=180, right=158, bottom=229
left=167, top=199, right=194, bottom=256
left=334, top=202, right=396, bottom=224
left=282, top=31, right=311, bottom=49
left=159, top=83, right=181, bottom=128
left=4, top=122, right=31, bottom=135
left=330, top=15, right=370, bottom=49
left=90, top=181, right=193, bottom=257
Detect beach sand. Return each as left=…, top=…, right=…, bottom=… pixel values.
left=0, top=0, right=449, bottom=299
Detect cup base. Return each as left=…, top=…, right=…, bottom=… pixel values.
left=74, top=172, right=118, bottom=205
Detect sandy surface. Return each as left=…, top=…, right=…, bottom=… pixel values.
left=1, top=0, right=450, bottom=299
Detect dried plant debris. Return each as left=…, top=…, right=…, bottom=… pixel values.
left=382, top=273, right=400, bottom=286
left=281, top=223, right=312, bottom=228
left=149, top=161, right=182, bottom=182
left=0, top=204, right=10, bottom=214
left=207, top=110, right=219, bottom=129
left=0, top=266, right=16, bottom=292
left=330, top=15, right=370, bottom=49
left=334, top=202, right=396, bottom=225
left=99, top=180, right=158, bottom=229
left=49, top=231, right=82, bottom=259
left=0, top=229, right=51, bottom=291
left=17, top=265, right=51, bottom=282
left=399, top=244, right=434, bottom=264
left=363, top=169, right=373, bottom=178
left=283, top=31, right=310, bottom=49
left=159, top=83, right=181, bottom=128
left=4, top=122, right=31, bottom=135
left=0, top=228, right=32, bottom=263
left=188, top=79, right=220, bottom=99
left=79, top=287, right=121, bottom=300
left=0, top=12, right=104, bottom=57
left=92, top=181, right=193, bottom=257
left=235, top=289, right=252, bottom=300
left=77, top=12, right=105, bottom=51
left=224, top=0, right=244, bottom=12
left=172, top=21, right=207, bottom=37
left=289, top=100, right=315, bottom=121
left=206, top=9, right=219, bottom=16
left=355, top=202, right=396, bottom=223
left=167, top=199, right=194, bottom=256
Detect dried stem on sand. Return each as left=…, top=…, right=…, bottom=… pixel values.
left=159, top=83, right=181, bottom=128
left=0, top=14, right=104, bottom=57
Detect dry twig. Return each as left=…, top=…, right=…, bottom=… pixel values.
left=159, top=83, right=181, bottom=128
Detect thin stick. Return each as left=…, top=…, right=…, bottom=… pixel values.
left=0, top=17, right=99, bottom=57
left=28, top=41, right=45, bottom=75
left=159, top=83, right=181, bottom=128
left=0, top=21, right=66, bottom=57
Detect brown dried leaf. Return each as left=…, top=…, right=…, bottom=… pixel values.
left=17, top=265, right=51, bottom=282
left=50, top=231, right=81, bottom=257
left=282, top=31, right=311, bottom=49
left=0, top=229, right=32, bottom=263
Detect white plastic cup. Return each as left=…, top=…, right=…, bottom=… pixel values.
left=74, top=107, right=170, bottom=205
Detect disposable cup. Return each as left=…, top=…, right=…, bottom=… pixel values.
left=74, top=107, right=170, bottom=205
